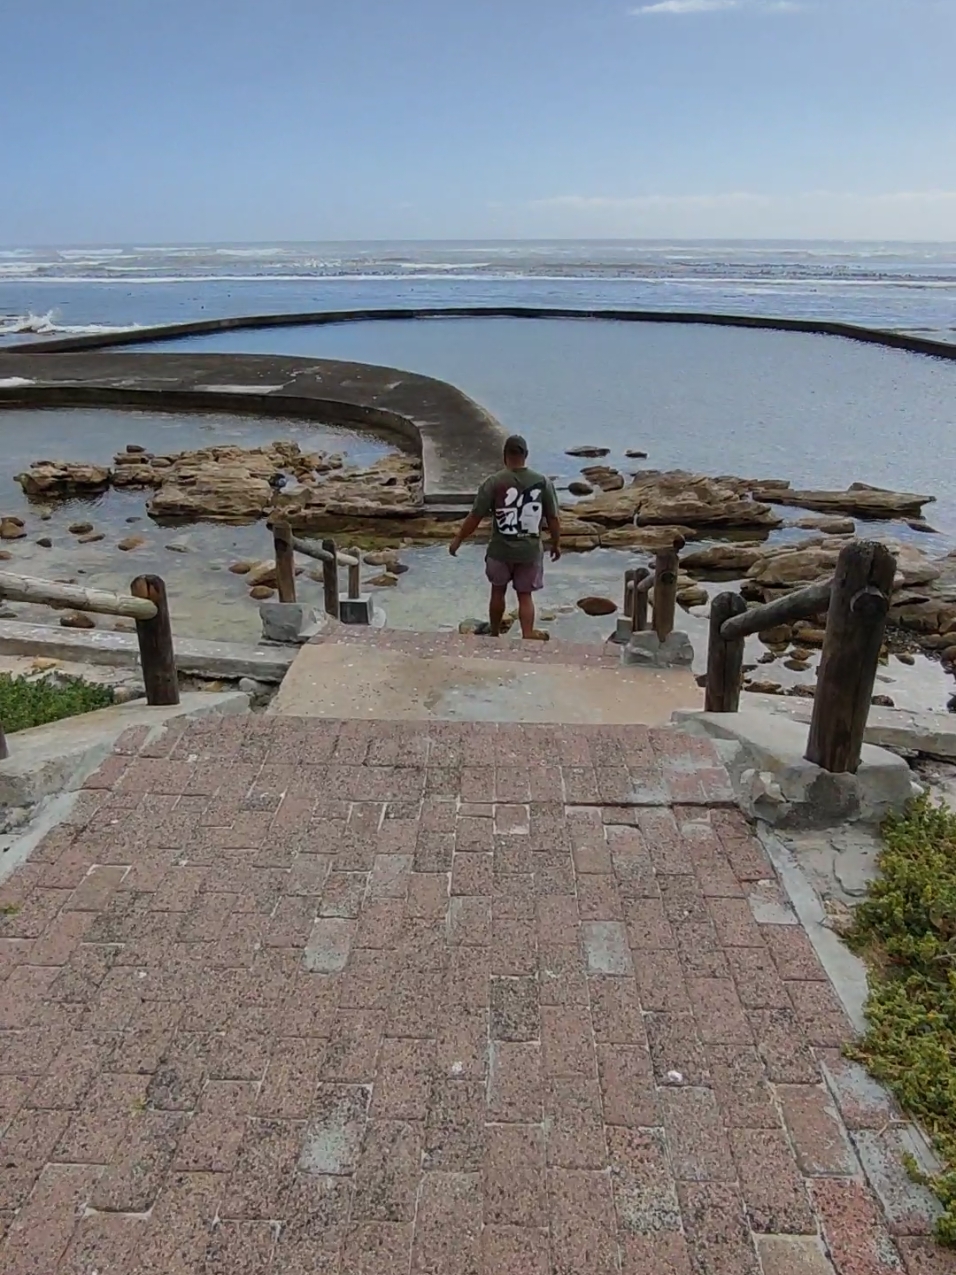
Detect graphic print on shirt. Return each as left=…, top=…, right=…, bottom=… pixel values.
left=494, top=483, right=544, bottom=538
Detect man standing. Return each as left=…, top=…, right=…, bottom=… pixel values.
left=449, top=434, right=561, bottom=639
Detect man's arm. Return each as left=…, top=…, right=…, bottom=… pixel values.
left=449, top=512, right=483, bottom=556
left=450, top=481, right=491, bottom=556
left=544, top=479, right=561, bottom=560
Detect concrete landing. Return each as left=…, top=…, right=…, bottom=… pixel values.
left=272, top=631, right=701, bottom=724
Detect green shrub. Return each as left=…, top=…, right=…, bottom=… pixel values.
left=0, top=672, right=115, bottom=734
left=845, top=796, right=956, bottom=1245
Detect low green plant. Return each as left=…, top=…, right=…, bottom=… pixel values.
left=845, top=795, right=956, bottom=1245
left=0, top=672, right=115, bottom=734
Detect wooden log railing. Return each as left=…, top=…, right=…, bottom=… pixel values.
left=703, top=540, right=897, bottom=775
left=0, top=572, right=180, bottom=747
left=270, top=522, right=362, bottom=618
left=621, top=537, right=684, bottom=641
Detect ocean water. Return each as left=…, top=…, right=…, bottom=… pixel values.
left=2, top=239, right=956, bottom=341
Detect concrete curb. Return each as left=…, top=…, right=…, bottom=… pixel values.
left=0, top=689, right=249, bottom=808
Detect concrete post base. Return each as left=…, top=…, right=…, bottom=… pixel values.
left=259, top=602, right=325, bottom=645
left=621, top=630, right=694, bottom=669
left=339, top=595, right=375, bottom=625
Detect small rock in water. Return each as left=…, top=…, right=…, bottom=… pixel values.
left=907, top=518, right=938, bottom=534
left=246, top=561, right=279, bottom=588
left=113, top=619, right=135, bottom=633
left=784, top=658, right=810, bottom=672
left=787, top=684, right=816, bottom=699
left=166, top=542, right=190, bottom=553
left=36, top=537, right=53, bottom=548
left=118, top=536, right=145, bottom=551
left=746, top=680, right=783, bottom=695
left=229, top=560, right=256, bottom=575
left=367, top=572, right=399, bottom=587
left=0, top=517, right=26, bottom=540
left=677, top=585, right=708, bottom=608
left=306, top=567, right=324, bottom=583
left=895, top=651, right=916, bottom=665
left=577, top=596, right=617, bottom=617
left=125, top=443, right=146, bottom=454
left=757, top=651, right=777, bottom=664
left=60, top=611, right=95, bottom=630
left=68, top=522, right=94, bottom=536
left=568, top=481, right=593, bottom=496
left=78, top=532, right=105, bottom=544
left=364, top=550, right=400, bottom=567
left=566, top=445, right=610, bottom=458
left=625, top=449, right=648, bottom=459
left=126, top=515, right=142, bottom=523
left=249, top=585, right=274, bottom=600
left=871, top=694, right=895, bottom=708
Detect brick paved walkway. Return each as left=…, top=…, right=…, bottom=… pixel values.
left=0, top=716, right=950, bottom=1273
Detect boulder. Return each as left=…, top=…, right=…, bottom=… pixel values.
left=15, top=462, right=111, bottom=498
left=570, top=471, right=783, bottom=531
left=677, top=585, right=709, bottom=608
left=625, top=449, right=648, bottom=459
left=681, top=542, right=766, bottom=574
left=792, top=515, right=856, bottom=535
left=148, top=466, right=274, bottom=522
left=246, top=561, right=279, bottom=588
left=580, top=465, right=625, bottom=492
left=118, top=536, right=145, bottom=551
left=229, top=561, right=257, bottom=574
left=60, top=611, right=95, bottom=630
left=566, top=446, right=610, bottom=458
left=889, top=600, right=946, bottom=633
left=745, top=680, right=783, bottom=695
left=746, top=544, right=840, bottom=588
left=568, top=481, right=594, bottom=497
left=750, top=483, right=932, bottom=519
left=249, top=585, right=274, bottom=600
left=792, top=625, right=828, bottom=647
left=600, top=525, right=695, bottom=550
left=68, top=522, right=94, bottom=535
left=36, top=537, right=52, bottom=548
left=0, top=518, right=26, bottom=540
left=577, top=596, right=617, bottom=617
left=78, top=532, right=105, bottom=544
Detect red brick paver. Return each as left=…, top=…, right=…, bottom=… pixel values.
left=0, top=716, right=942, bottom=1273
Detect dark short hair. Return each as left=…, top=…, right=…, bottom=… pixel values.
left=503, top=434, right=528, bottom=458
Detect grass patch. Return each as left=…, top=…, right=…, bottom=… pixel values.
left=0, top=672, right=115, bottom=734
left=845, top=796, right=956, bottom=1246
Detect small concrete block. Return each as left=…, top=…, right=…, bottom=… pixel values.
left=303, top=918, right=356, bottom=973
left=622, top=630, right=694, bottom=669
left=581, top=922, right=634, bottom=976
left=299, top=1085, right=371, bottom=1174
left=755, top=1236, right=837, bottom=1275
left=339, top=595, right=375, bottom=626
left=610, top=617, right=633, bottom=645
left=259, top=601, right=323, bottom=644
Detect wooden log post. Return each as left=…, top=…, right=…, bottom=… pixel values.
left=705, top=592, right=749, bottom=713
left=348, top=546, right=362, bottom=600
left=805, top=540, right=897, bottom=774
left=272, top=521, right=297, bottom=604
left=322, top=539, right=340, bottom=619
left=130, top=575, right=179, bottom=706
left=623, top=569, right=636, bottom=621
left=631, top=567, right=650, bottom=632
left=652, top=547, right=679, bottom=642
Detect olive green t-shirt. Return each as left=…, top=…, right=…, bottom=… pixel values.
left=471, top=467, right=558, bottom=565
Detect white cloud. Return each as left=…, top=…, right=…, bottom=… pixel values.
left=506, top=190, right=956, bottom=240
left=630, top=0, right=802, bottom=13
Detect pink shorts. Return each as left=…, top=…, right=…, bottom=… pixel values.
left=485, top=554, right=544, bottom=594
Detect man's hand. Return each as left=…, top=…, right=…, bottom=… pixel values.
left=449, top=537, right=462, bottom=557
left=550, top=545, right=562, bottom=562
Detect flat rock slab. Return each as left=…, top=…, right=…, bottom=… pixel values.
left=272, top=639, right=700, bottom=725
left=0, top=714, right=934, bottom=1274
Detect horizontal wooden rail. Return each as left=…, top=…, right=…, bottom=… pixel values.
left=286, top=535, right=360, bottom=569
left=0, top=571, right=157, bottom=620
left=719, top=580, right=832, bottom=642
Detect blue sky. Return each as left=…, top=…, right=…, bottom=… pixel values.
left=2, top=0, right=954, bottom=243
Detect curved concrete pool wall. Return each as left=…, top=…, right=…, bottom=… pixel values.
left=0, top=351, right=508, bottom=502
left=5, top=305, right=956, bottom=362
